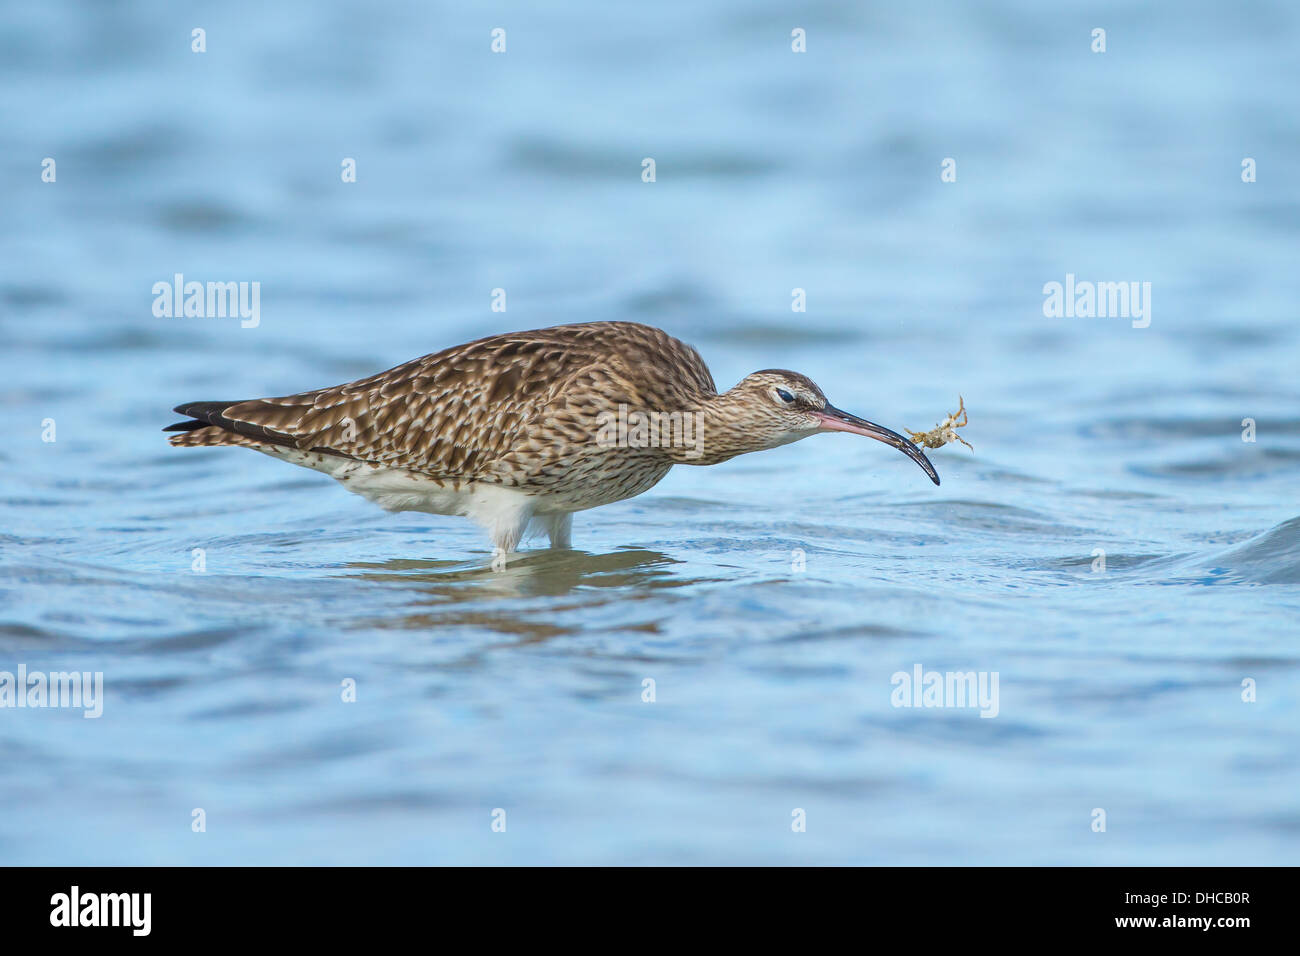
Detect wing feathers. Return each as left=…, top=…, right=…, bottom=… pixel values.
left=166, top=321, right=717, bottom=479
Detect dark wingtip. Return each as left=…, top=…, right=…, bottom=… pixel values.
left=165, top=401, right=239, bottom=433
left=173, top=401, right=231, bottom=418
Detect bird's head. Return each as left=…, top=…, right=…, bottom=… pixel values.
left=709, top=369, right=940, bottom=484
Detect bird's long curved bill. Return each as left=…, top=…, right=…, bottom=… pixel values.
left=813, top=405, right=941, bottom=485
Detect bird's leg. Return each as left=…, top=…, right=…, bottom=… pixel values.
left=545, top=513, right=573, bottom=549
left=486, top=499, right=535, bottom=559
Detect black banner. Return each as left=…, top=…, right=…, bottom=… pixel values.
left=0, top=866, right=1277, bottom=942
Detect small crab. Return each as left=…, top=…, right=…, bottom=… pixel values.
left=906, top=396, right=973, bottom=451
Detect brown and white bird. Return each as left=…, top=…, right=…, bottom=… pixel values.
left=166, top=321, right=939, bottom=553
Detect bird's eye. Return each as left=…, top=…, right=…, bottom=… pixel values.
left=775, top=388, right=795, bottom=404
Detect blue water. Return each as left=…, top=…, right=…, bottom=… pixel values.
left=2, top=0, right=1298, bottom=864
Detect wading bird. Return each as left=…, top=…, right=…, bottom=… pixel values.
left=167, top=322, right=938, bottom=553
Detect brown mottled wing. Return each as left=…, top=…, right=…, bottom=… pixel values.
left=177, top=322, right=716, bottom=481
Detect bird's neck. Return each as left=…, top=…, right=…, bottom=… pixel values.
left=608, top=387, right=777, bottom=465
left=663, top=388, right=759, bottom=465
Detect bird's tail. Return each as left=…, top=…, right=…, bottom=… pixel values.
left=165, top=400, right=284, bottom=449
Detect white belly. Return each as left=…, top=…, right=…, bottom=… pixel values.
left=255, top=445, right=553, bottom=551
